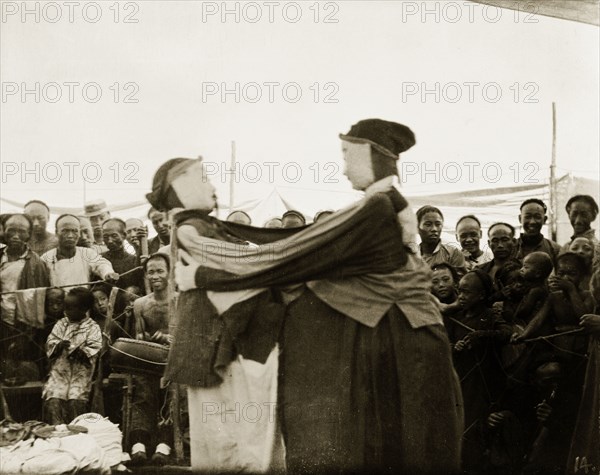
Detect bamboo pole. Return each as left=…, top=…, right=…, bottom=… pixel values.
left=229, top=141, right=236, bottom=217
left=550, top=102, right=558, bottom=241
left=167, top=210, right=184, bottom=462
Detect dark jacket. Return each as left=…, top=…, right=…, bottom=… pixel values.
left=0, top=247, right=51, bottom=292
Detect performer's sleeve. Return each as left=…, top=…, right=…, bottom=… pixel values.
left=190, top=193, right=406, bottom=291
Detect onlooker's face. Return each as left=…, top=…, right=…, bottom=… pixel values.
left=568, top=201, right=595, bottom=235
left=90, top=212, right=110, bottom=242
left=145, top=258, right=169, bottom=292
left=456, top=218, right=481, bottom=254
left=264, top=218, right=282, bottom=229
left=282, top=215, right=304, bottom=228
left=102, top=221, right=125, bottom=251
left=556, top=259, right=583, bottom=286
left=24, top=202, right=49, bottom=237
left=46, top=289, right=65, bottom=318
left=431, top=267, right=455, bottom=301
left=149, top=210, right=170, bottom=240
left=457, top=273, right=485, bottom=310
left=341, top=140, right=375, bottom=191
left=78, top=217, right=94, bottom=247
left=569, top=237, right=594, bottom=267
left=125, top=219, right=144, bottom=244
left=227, top=212, right=251, bottom=225
left=56, top=216, right=80, bottom=250
left=4, top=215, right=31, bottom=254
left=519, top=203, right=546, bottom=237
left=418, top=212, right=443, bottom=245
left=520, top=255, right=540, bottom=281
left=488, top=225, right=516, bottom=260
left=92, top=290, right=109, bottom=316
left=64, top=295, right=88, bottom=322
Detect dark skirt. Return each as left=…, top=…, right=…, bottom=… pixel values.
left=279, top=289, right=464, bottom=474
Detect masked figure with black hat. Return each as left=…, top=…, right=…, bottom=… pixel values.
left=151, top=119, right=463, bottom=474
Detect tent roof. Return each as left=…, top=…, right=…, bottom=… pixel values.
left=470, top=0, right=599, bottom=26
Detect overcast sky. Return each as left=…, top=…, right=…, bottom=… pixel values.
left=2, top=1, right=598, bottom=212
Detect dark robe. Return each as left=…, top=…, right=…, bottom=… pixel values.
left=167, top=189, right=463, bottom=474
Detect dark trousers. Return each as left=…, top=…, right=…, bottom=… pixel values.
left=129, top=375, right=172, bottom=451
left=280, top=289, right=463, bottom=475
left=44, top=398, right=88, bottom=425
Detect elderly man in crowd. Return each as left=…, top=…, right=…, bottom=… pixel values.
left=41, top=214, right=118, bottom=287
left=101, top=218, right=144, bottom=291
left=23, top=200, right=58, bottom=255
left=455, top=214, right=493, bottom=271
left=0, top=214, right=51, bottom=326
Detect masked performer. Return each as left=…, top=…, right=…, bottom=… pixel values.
left=149, top=119, right=463, bottom=474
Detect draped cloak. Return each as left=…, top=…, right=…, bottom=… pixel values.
left=166, top=189, right=464, bottom=474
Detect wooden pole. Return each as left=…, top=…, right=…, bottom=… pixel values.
left=229, top=141, right=236, bottom=217
left=167, top=211, right=184, bottom=462
left=140, top=232, right=151, bottom=295
left=550, top=102, right=558, bottom=241
left=91, top=287, right=119, bottom=415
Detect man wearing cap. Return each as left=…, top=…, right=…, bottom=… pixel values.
left=23, top=200, right=58, bottom=255
left=84, top=199, right=111, bottom=247
left=168, top=119, right=463, bottom=474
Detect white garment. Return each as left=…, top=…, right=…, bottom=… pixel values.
left=187, top=347, right=284, bottom=473
left=41, top=246, right=114, bottom=287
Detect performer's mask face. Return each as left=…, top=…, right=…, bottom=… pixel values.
left=170, top=161, right=217, bottom=211
left=341, top=140, right=375, bottom=191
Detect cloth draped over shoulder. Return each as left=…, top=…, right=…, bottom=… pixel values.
left=166, top=189, right=442, bottom=387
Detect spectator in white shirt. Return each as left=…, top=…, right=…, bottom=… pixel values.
left=42, top=214, right=119, bottom=287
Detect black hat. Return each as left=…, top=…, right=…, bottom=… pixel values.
left=339, top=119, right=416, bottom=159
left=146, top=158, right=195, bottom=211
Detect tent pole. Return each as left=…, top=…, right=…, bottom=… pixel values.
left=229, top=141, right=236, bottom=215
left=550, top=102, right=557, bottom=241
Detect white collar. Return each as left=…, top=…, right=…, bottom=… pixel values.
left=365, top=176, right=395, bottom=196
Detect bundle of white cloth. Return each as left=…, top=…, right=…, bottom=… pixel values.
left=0, top=434, right=110, bottom=474
left=71, top=413, right=123, bottom=467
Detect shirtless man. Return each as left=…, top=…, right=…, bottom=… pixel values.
left=129, top=253, right=174, bottom=466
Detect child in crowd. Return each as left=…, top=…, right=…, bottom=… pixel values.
left=446, top=270, right=512, bottom=472
left=517, top=253, right=594, bottom=342
left=511, top=252, right=553, bottom=325
left=568, top=236, right=595, bottom=291
left=431, top=263, right=459, bottom=305
left=43, top=287, right=102, bottom=425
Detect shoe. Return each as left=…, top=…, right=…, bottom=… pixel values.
left=129, top=443, right=147, bottom=466
left=151, top=452, right=169, bottom=466
left=151, top=443, right=171, bottom=466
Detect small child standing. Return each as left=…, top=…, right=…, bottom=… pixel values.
left=43, top=287, right=102, bottom=425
